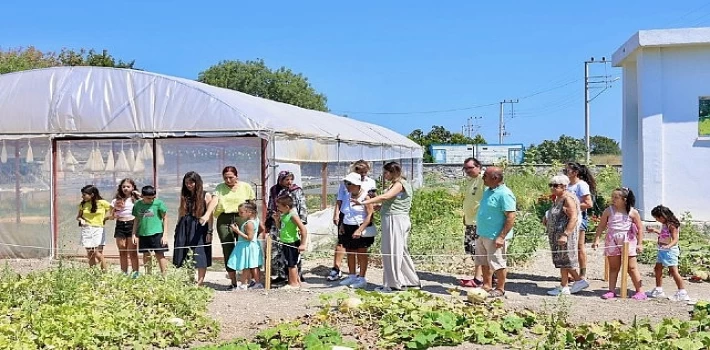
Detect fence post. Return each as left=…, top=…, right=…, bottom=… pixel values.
left=265, top=235, right=272, bottom=290
left=620, top=241, right=630, bottom=299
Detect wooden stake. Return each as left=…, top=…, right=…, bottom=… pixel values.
left=620, top=241, right=630, bottom=299
left=603, top=256, right=609, bottom=282
left=265, top=235, right=272, bottom=290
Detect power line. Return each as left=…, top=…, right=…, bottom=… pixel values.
left=665, top=2, right=710, bottom=27
left=334, top=76, right=583, bottom=116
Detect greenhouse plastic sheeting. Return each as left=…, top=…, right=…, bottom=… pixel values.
left=0, top=67, right=422, bottom=162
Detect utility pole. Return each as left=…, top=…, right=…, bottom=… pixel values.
left=463, top=116, right=482, bottom=138
left=499, top=100, right=518, bottom=144
left=584, top=57, right=617, bottom=163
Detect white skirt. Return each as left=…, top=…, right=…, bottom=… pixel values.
left=81, top=226, right=106, bottom=248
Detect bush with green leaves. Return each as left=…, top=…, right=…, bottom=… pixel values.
left=0, top=262, right=218, bottom=349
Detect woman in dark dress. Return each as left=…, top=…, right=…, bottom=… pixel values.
left=265, top=170, right=308, bottom=283
left=173, top=171, right=213, bottom=286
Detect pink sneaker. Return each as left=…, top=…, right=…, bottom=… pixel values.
left=601, top=291, right=616, bottom=299
left=631, top=292, right=648, bottom=300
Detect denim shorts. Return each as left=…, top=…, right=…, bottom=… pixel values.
left=579, top=211, right=589, bottom=231
left=657, top=245, right=680, bottom=267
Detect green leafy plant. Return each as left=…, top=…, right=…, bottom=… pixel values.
left=0, top=261, right=218, bottom=349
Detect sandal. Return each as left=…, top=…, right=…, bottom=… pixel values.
left=631, top=292, right=648, bottom=300
left=601, top=291, right=616, bottom=299
left=459, top=279, right=480, bottom=288
left=488, top=289, right=505, bottom=298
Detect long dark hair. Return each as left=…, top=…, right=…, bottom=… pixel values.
left=114, top=178, right=140, bottom=202
left=180, top=171, right=205, bottom=216
left=80, top=185, right=102, bottom=213
left=651, top=205, right=681, bottom=229
left=614, top=187, right=635, bottom=213
left=567, top=162, right=597, bottom=194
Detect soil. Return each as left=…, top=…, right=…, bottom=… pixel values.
left=201, top=245, right=707, bottom=348
left=3, top=245, right=708, bottom=349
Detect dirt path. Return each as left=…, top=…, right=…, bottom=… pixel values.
left=204, top=244, right=708, bottom=346
left=3, top=245, right=707, bottom=349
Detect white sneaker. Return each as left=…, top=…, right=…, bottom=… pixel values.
left=570, top=279, right=590, bottom=294
left=668, top=290, right=690, bottom=302
left=646, top=288, right=666, bottom=298
left=349, top=277, right=367, bottom=289
left=547, top=286, right=571, bottom=296
left=326, top=269, right=342, bottom=281
left=339, top=275, right=358, bottom=286
left=249, top=283, right=264, bottom=290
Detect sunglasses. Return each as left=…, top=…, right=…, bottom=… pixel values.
left=549, top=184, right=564, bottom=188
left=344, top=181, right=354, bottom=186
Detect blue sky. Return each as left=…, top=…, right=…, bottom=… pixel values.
left=3, top=0, right=710, bottom=146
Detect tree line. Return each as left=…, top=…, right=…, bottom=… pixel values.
left=0, top=47, right=328, bottom=112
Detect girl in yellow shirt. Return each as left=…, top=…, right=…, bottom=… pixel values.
left=77, top=185, right=111, bottom=270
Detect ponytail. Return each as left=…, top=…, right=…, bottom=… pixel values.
left=577, top=164, right=597, bottom=195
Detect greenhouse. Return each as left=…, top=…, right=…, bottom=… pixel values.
left=0, top=67, right=423, bottom=259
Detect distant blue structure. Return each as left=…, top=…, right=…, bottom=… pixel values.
left=429, top=143, right=525, bottom=165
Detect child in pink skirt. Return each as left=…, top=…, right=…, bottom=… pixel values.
left=592, top=187, right=647, bottom=300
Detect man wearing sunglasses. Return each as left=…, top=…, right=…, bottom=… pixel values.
left=459, top=157, right=485, bottom=287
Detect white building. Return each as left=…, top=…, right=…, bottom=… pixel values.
left=613, top=27, right=710, bottom=221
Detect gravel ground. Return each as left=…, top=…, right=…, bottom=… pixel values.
left=3, top=244, right=708, bottom=349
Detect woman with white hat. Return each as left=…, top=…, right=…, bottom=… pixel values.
left=337, top=172, right=377, bottom=289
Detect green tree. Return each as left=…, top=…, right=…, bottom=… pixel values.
left=526, top=135, right=586, bottom=164
left=556, top=135, right=586, bottom=162
left=589, top=135, right=621, bottom=155
left=197, top=59, right=328, bottom=111
left=0, top=46, right=136, bottom=74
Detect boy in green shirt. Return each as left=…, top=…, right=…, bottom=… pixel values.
left=272, top=195, right=307, bottom=289
left=132, top=185, right=169, bottom=276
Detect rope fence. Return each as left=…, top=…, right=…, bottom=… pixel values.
left=0, top=236, right=657, bottom=298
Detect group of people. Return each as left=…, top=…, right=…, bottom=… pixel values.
left=74, top=159, right=422, bottom=293
left=75, top=157, right=690, bottom=301
left=458, top=157, right=690, bottom=301
left=75, top=166, right=303, bottom=289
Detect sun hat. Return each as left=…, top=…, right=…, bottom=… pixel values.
left=343, top=172, right=363, bottom=186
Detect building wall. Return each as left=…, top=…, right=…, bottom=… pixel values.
left=629, top=46, right=710, bottom=220
left=621, top=61, right=640, bottom=208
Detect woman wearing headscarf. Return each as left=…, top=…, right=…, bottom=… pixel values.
left=265, top=170, right=308, bottom=283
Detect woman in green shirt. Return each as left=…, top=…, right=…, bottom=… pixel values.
left=203, top=166, right=256, bottom=290
left=357, top=162, right=421, bottom=292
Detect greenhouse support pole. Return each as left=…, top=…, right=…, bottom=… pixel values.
left=14, top=140, right=20, bottom=224
left=152, top=139, right=157, bottom=189
left=321, top=163, right=328, bottom=210
left=51, top=138, right=58, bottom=259
left=176, top=149, right=181, bottom=187
left=261, top=138, right=268, bottom=221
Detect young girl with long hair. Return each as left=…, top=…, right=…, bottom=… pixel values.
left=77, top=185, right=111, bottom=270
left=592, top=187, right=646, bottom=300
left=173, top=171, right=213, bottom=286
left=647, top=205, right=690, bottom=302
left=109, top=178, right=141, bottom=276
